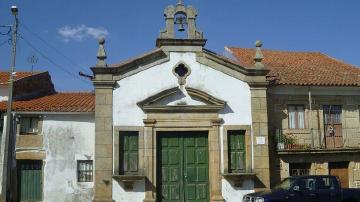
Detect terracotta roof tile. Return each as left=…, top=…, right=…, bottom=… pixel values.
left=0, top=92, right=94, bottom=112
left=226, top=47, right=360, bottom=86
left=0, top=71, right=46, bottom=85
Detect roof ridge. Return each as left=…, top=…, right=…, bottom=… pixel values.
left=226, top=46, right=321, bottom=54
left=56, top=91, right=94, bottom=94
left=317, top=53, right=360, bottom=69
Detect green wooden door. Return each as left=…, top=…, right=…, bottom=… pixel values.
left=158, top=132, right=209, bottom=202
left=17, top=160, right=42, bottom=202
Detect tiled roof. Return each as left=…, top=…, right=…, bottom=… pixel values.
left=0, top=71, right=45, bottom=85
left=226, top=47, right=360, bottom=86
left=0, top=92, right=94, bottom=112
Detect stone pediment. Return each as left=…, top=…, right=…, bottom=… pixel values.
left=137, top=87, right=226, bottom=113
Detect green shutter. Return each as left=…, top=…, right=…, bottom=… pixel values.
left=228, top=130, right=246, bottom=173
left=18, top=160, right=42, bottom=201
left=120, top=131, right=138, bottom=174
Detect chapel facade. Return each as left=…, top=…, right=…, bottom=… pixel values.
left=0, top=1, right=360, bottom=202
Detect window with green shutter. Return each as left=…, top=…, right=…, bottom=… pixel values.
left=120, top=131, right=139, bottom=175
left=228, top=130, right=246, bottom=173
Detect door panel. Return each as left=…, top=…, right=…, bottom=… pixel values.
left=158, top=132, right=209, bottom=202
left=329, top=162, right=349, bottom=188
left=17, top=160, right=43, bottom=202
left=159, top=135, right=183, bottom=201
left=184, top=135, right=208, bottom=202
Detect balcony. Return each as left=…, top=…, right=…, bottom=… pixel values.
left=274, top=129, right=360, bottom=154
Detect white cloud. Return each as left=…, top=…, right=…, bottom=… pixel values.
left=58, top=24, right=109, bottom=42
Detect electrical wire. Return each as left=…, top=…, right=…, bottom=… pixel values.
left=0, top=26, right=12, bottom=35
left=19, top=34, right=91, bottom=85
left=0, top=39, right=11, bottom=48
left=19, top=22, right=90, bottom=73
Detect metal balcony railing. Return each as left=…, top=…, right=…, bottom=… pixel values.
left=275, top=129, right=311, bottom=151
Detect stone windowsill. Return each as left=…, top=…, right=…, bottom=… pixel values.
left=223, top=172, right=256, bottom=187
left=113, top=175, right=145, bottom=191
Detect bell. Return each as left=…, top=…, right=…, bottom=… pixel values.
left=178, top=23, right=185, bottom=32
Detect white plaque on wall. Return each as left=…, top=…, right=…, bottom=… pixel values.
left=256, top=137, right=266, bottom=145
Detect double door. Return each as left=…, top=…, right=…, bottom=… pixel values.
left=157, top=131, right=209, bottom=202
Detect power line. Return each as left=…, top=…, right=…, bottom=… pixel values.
left=19, top=34, right=91, bottom=85
left=0, top=39, right=11, bottom=48
left=19, top=22, right=90, bottom=73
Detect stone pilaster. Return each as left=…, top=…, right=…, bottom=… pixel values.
left=143, top=119, right=156, bottom=202
left=250, top=87, right=271, bottom=190
left=93, top=81, right=115, bottom=202
left=209, top=119, right=224, bottom=202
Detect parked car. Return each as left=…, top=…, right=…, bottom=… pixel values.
left=243, top=175, right=360, bottom=202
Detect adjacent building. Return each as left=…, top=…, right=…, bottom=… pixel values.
left=0, top=1, right=359, bottom=202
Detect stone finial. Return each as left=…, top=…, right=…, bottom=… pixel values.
left=254, top=40, right=265, bottom=68
left=96, top=37, right=107, bottom=67
left=177, top=0, right=184, bottom=5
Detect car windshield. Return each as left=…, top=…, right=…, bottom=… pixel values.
left=273, top=178, right=296, bottom=190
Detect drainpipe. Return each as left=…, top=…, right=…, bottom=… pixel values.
left=308, top=87, right=314, bottom=148
left=250, top=125, right=254, bottom=172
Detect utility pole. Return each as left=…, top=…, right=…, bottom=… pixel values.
left=1, top=6, right=18, bottom=202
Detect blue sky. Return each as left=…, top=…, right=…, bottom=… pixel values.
left=0, top=0, right=359, bottom=91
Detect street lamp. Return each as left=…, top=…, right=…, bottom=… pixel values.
left=1, top=5, right=19, bottom=202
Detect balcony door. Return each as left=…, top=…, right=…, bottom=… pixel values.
left=323, top=105, right=343, bottom=148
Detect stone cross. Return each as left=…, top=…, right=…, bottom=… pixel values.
left=96, top=37, right=107, bottom=67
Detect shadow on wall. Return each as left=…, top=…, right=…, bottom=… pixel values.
left=219, top=103, right=234, bottom=115
left=114, top=179, right=146, bottom=193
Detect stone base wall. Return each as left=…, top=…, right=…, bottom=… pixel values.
left=277, top=153, right=360, bottom=188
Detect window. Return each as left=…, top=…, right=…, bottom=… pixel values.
left=297, top=177, right=316, bottom=191
left=316, top=177, right=336, bottom=190
left=288, top=105, right=305, bottom=129
left=323, top=105, right=342, bottom=124
left=120, top=131, right=138, bottom=175
left=20, top=117, right=39, bottom=135
left=228, top=130, right=246, bottom=173
left=77, top=160, right=93, bottom=182
left=290, top=163, right=311, bottom=176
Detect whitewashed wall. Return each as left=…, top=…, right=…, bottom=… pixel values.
left=42, top=114, right=95, bottom=202
left=113, top=52, right=254, bottom=201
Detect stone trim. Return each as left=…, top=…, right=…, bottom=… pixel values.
left=172, top=62, right=191, bottom=85
left=250, top=87, right=271, bottom=190
left=92, top=48, right=268, bottom=88
left=142, top=113, right=224, bottom=202
left=113, top=126, right=144, bottom=176
left=15, top=150, right=46, bottom=160
left=222, top=125, right=252, bottom=174
left=93, top=86, right=114, bottom=202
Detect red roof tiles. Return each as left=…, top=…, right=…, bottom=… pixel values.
left=0, top=71, right=45, bottom=85
left=226, top=47, right=360, bottom=86
left=0, top=92, right=94, bottom=112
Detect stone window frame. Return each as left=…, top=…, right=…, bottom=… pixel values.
left=172, top=61, right=191, bottom=86
left=114, top=126, right=144, bottom=176
left=222, top=125, right=252, bottom=174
